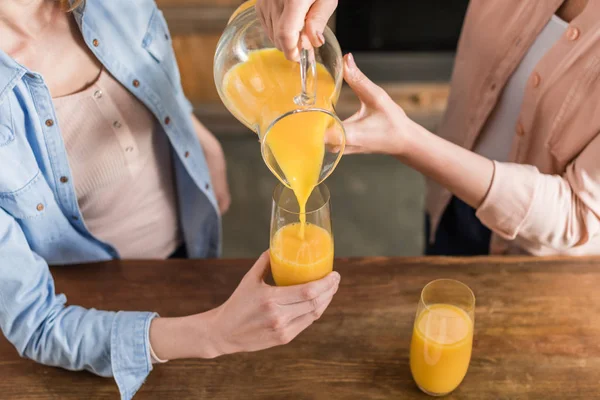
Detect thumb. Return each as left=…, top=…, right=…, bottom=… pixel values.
left=343, top=53, right=384, bottom=109
left=246, top=250, right=271, bottom=282
left=342, top=116, right=368, bottom=155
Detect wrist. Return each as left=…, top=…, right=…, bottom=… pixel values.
left=395, top=116, right=430, bottom=158
left=149, top=310, right=224, bottom=360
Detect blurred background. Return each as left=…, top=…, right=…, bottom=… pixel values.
left=157, top=0, right=470, bottom=258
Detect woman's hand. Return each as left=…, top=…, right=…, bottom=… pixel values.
left=255, top=0, right=338, bottom=60
left=341, top=53, right=495, bottom=209
left=149, top=251, right=341, bottom=360
left=192, top=116, right=231, bottom=215
left=342, top=53, right=412, bottom=156
left=210, top=251, right=340, bottom=355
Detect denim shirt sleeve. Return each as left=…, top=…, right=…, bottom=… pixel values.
left=0, top=208, right=157, bottom=399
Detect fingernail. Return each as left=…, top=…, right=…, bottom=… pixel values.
left=317, top=31, right=325, bottom=46
left=333, top=273, right=341, bottom=284
left=346, top=53, right=356, bottom=69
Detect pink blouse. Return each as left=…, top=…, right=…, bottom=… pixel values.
left=428, top=0, right=600, bottom=255
left=53, top=69, right=181, bottom=259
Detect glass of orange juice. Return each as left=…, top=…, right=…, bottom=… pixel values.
left=270, top=183, right=334, bottom=286
left=410, top=279, right=475, bottom=396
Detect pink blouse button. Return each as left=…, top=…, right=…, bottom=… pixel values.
left=516, top=121, right=525, bottom=137
left=531, top=72, right=541, bottom=88
left=566, top=26, right=580, bottom=41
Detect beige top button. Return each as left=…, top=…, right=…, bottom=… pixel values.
left=532, top=72, right=541, bottom=88
left=94, top=90, right=103, bottom=99
left=516, top=122, right=525, bottom=137
left=566, top=26, right=580, bottom=41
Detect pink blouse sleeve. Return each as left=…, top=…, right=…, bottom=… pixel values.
left=475, top=134, right=600, bottom=250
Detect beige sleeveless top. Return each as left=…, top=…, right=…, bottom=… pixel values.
left=53, top=69, right=181, bottom=259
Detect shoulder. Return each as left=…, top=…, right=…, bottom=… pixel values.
left=81, top=0, right=161, bottom=41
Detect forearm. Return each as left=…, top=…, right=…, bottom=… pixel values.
left=398, top=118, right=494, bottom=208
left=399, top=119, right=600, bottom=249
left=0, top=210, right=156, bottom=399
left=191, top=115, right=223, bottom=157
left=149, top=308, right=222, bottom=360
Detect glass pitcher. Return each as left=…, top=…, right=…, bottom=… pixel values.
left=213, top=0, right=345, bottom=189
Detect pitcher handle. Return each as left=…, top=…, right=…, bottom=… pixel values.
left=295, top=48, right=317, bottom=107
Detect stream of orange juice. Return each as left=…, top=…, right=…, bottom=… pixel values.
left=222, top=48, right=337, bottom=234
left=410, top=304, right=474, bottom=395
left=270, top=223, right=334, bottom=286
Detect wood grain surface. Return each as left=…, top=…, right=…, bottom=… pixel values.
left=1, top=257, right=599, bottom=399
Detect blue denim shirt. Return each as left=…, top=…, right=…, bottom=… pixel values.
left=0, top=1, right=221, bottom=398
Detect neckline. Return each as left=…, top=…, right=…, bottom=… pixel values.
left=52, top=67, right=105, bottom=101
left=551, top=14, right=569, bottom=29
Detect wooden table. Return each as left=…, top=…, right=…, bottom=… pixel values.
left=2, top=257, right=600, bottom=399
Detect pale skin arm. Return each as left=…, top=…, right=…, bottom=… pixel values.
left=191, top=115, right=231, bottom=215
left=396, top=121, right=494, bottom=209
left=341, top=54, right=494, bottom=209
left=150, top=252, right=341, bottom=360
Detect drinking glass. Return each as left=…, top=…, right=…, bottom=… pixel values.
left=270, top=183, right=334, bottom=286
left=410, top=279, right=475, bottom=396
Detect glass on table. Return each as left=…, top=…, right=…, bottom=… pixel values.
left=410, top=279, right=475, bottom=396
left=270, top=183, right=334, bottom=286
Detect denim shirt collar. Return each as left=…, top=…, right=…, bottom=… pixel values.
left=70, top=0, right=86, bottom=28
left=0, top=1, right=88, bottom=105
left=0, top=50, right=25, bottom=105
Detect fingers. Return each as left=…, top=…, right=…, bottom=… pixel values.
left=246, top=251, right=271, bottom=281
left=283, top=277, right=338, bottom=321
left=268, top=281, right=338, bottom=347
left=304, top=0, right=337, bottom=47
left=279, top=291, right=335, bottom=344
left=343, top=53, right=386, bottom=109
left=256, top=2, right=270, bottom=40
left=274, top=271, right=340, bottom=304
left=276, top=0, right=314, bottom=60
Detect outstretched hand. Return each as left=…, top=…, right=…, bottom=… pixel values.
left=342, top=53, right=410, bottom=156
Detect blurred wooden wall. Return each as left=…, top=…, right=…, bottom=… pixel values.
left=157, top=0, right=449, bottom=134
left=157, top=0, right=241, bottom=104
